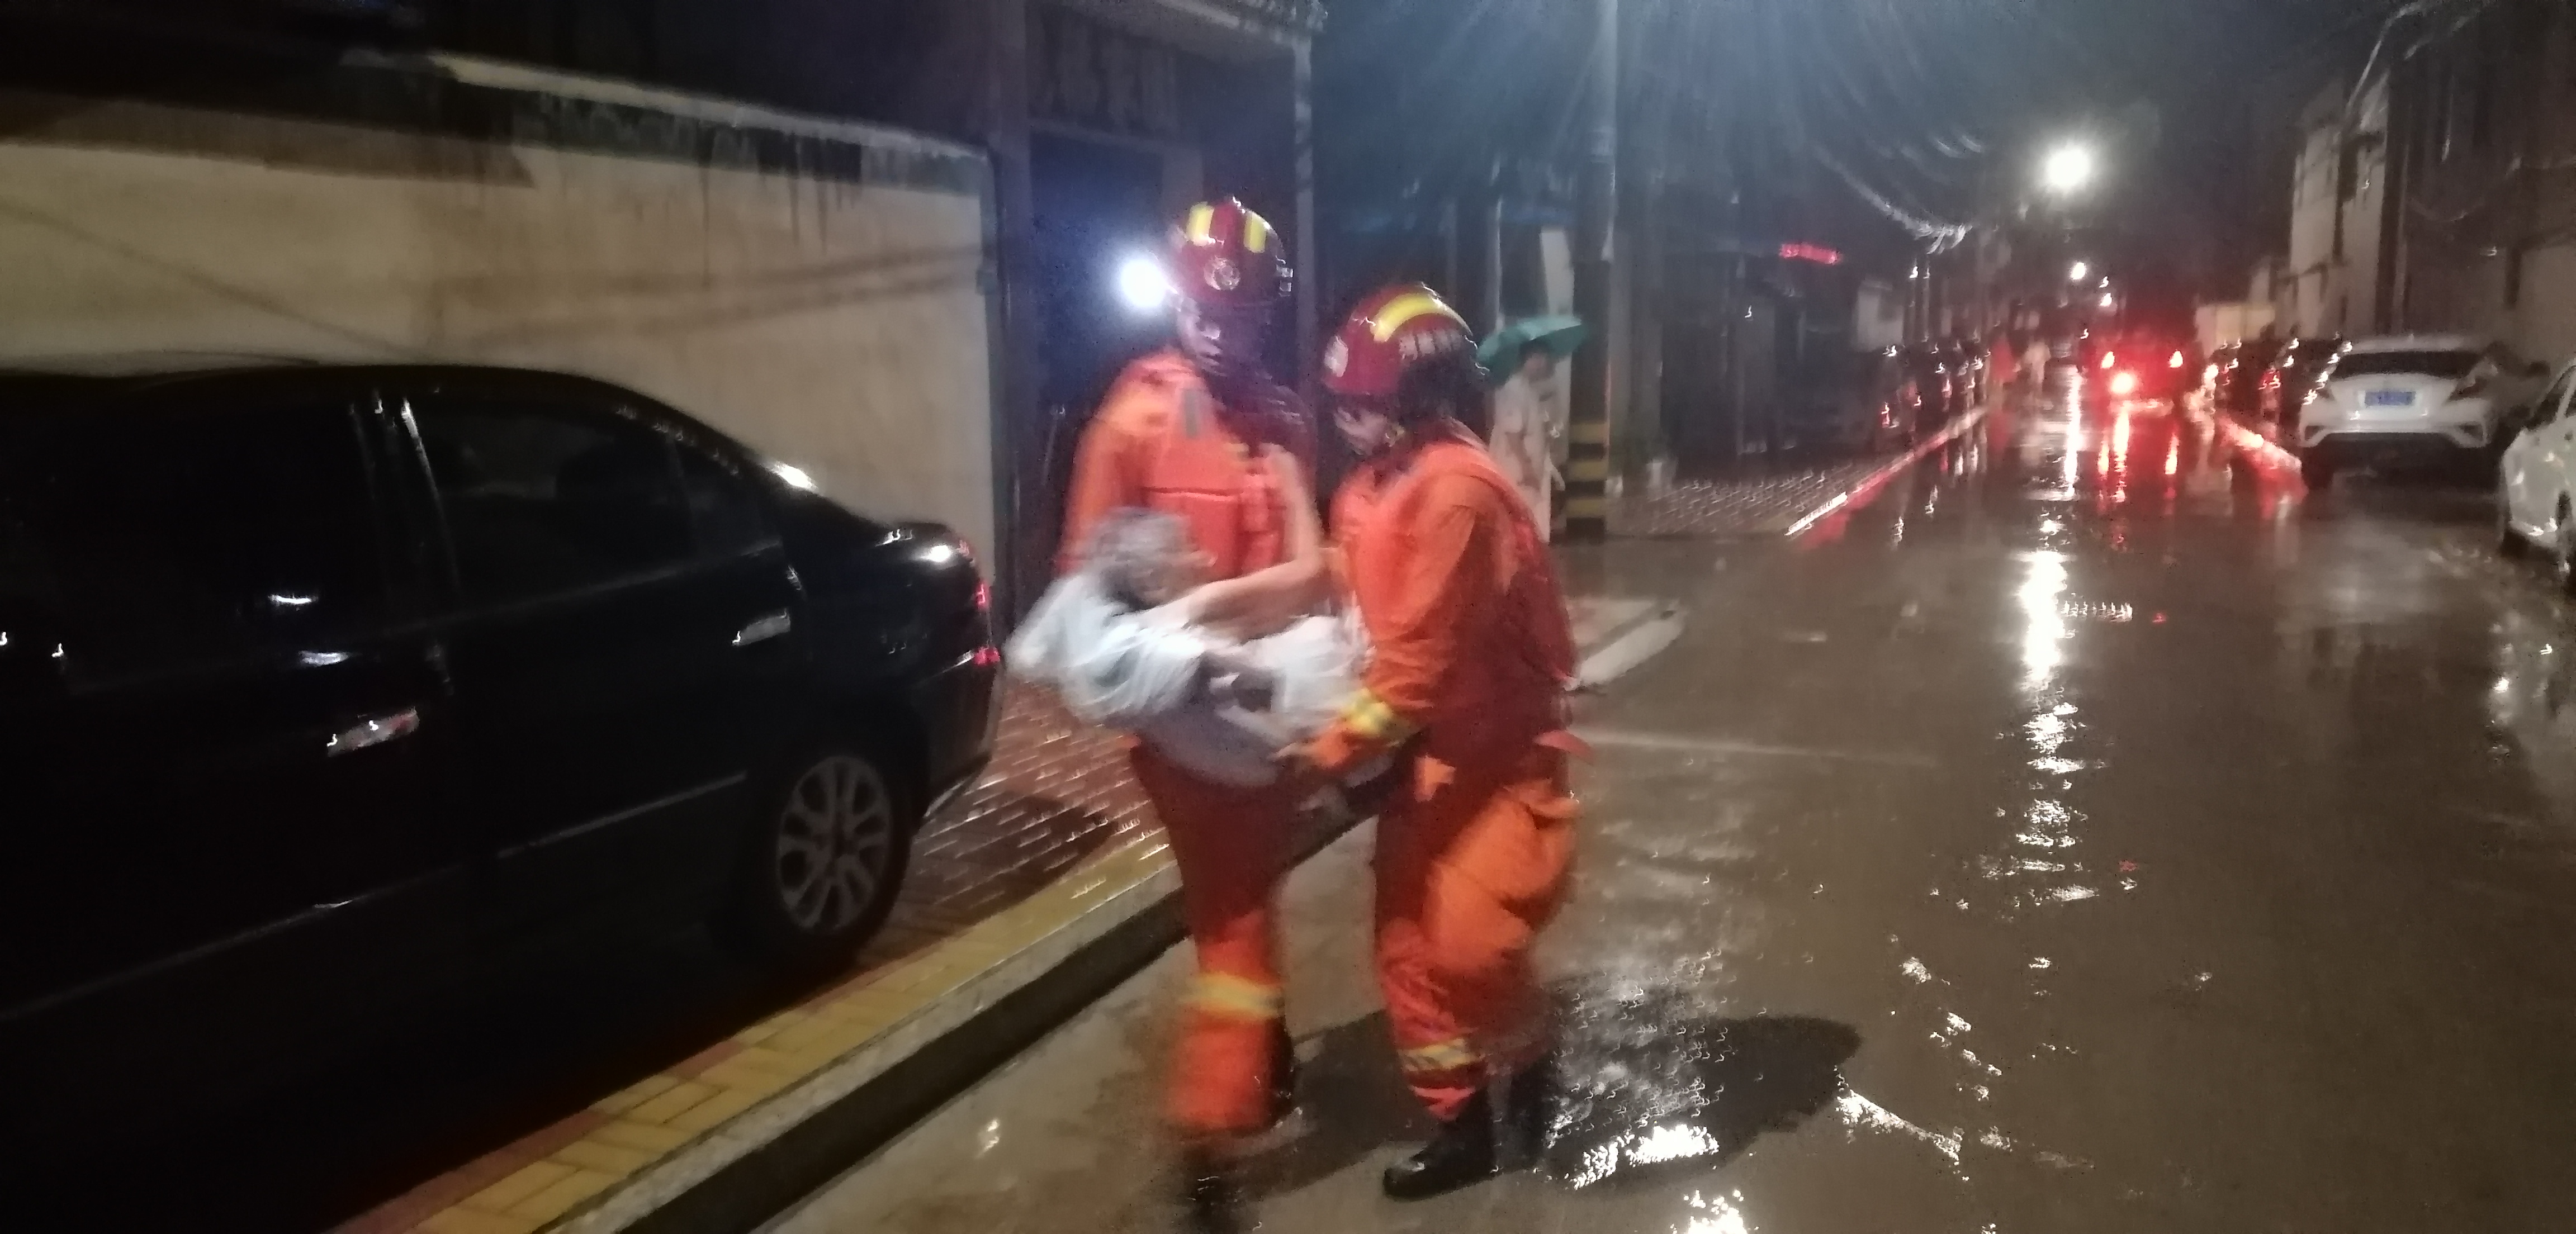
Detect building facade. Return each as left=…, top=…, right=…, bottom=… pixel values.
left=3, top=0, right=1321, bottom=614
left=2270, top=0, right=2576, bottom=362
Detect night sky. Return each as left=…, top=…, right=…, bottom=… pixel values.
left=1317, top=0, right=2416, bottom=301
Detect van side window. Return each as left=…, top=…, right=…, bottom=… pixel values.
left=17, top=401, right=387, bottom=682
left=413, top=398, right=695, bottom=606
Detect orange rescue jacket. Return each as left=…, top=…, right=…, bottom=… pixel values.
left=1310, top=426, right=1576, bottom=776
left=1059, top=349, right=1312, bottom=581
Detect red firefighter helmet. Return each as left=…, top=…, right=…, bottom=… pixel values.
left=1322, top=283, right=1479, bottom=398
left=1172, top=198, right=1292, bottom=310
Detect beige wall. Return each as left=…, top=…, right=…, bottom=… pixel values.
left=0, top=73, right=997, bottom=556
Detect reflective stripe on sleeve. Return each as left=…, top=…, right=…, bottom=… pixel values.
left=1340, top=689, right=1420, bottom=745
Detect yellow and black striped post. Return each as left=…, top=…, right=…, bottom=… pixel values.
left=1561, top=415, right=1610, bottom=538
left=1562, top=0, right=1617, bottom=543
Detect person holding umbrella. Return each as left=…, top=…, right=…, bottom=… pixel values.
left=1479, top=316, right=1585, bottom=538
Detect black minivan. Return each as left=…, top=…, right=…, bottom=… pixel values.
left=0, top=364, right=997, bottom=1132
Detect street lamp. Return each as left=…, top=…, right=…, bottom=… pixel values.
left=2042, top=143, right=2095, bottom=195
left=2068, top=261, right=2090, bottom=283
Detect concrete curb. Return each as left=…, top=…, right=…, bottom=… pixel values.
left=555, top=811, right=1353, bottom=1234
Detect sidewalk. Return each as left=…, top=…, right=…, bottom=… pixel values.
left=1611, top=455, right=1891, bottom=538
left=339, top=596, right=1667, bottom=1234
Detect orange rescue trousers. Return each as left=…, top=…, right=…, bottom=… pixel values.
left=1375, top=744, right=1578, bottom=1121
left=1129, top=746, right=1301, bottom=1138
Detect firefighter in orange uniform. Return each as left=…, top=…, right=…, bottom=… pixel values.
left=1283, top=284, right=1583, bottom=1200
left=1056, top=199, right=1323, bottom=1228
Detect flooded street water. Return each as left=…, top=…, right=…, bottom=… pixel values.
left=770, top=395, right=2576, bottom=1232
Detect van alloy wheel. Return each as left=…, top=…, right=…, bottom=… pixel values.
left=773, top=754, right=897, bottom=935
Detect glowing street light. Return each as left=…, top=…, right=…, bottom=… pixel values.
left=2042, top=143, right=2095, bottom=194
left=2068, top=261, right=2090, bottom=283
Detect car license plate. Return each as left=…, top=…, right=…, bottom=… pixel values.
left=2364, top=389, right=2416, bottom=407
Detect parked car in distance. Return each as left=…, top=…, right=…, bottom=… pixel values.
left=1854, top=347, right=1926, bottom=451
left=1950, top=336, right=1990, bottom=406
left=1900, top=342, right=1960, bottom=430
left=2498, top=357, right=2576, bottom=578
left=2257, top=336, right=2347, bottom=425
left=2212, top=336, right=2286, bottom=420
left=0, top=363, right=1000, bottom=1137
left=2091, top=333, right=2193, bottom=407
left=2294, top=335, right=2547, bottom=488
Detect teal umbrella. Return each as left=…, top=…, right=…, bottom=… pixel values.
left=1478, top=315, right=1589, bottom=387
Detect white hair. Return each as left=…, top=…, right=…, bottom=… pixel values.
left=1083, top=507, right=1192, bottom=609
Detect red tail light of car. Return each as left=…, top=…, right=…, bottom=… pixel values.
left=2110, top=371, right=2142, bottom=397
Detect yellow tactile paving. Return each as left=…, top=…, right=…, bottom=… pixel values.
left=500, top=1168, right=620, bottom=1223
left=378, top=828, right=1175, bottom=1233
left=418, top=1209, right=541, bottom=1234
left=588, top=1075, right=680, bottom=1117
left=622, top=1078, right=720, bottom=1127
left=663, top=1087, right=764, bottom=1136
left=586, top=1119, right=690, bottom=1155
left=548, top=1137, right=656, bottom=1178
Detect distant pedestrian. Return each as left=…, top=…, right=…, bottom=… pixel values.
left=1488, top=340, right=1559, bottom=538
left=1285, top=283, right=1583, bottom=1201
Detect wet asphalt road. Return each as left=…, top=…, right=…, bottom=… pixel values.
left=770, top=393, right=2576, bottom=1233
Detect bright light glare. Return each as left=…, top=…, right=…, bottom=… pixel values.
left=2099, top=292, right=2116, bottom=308
left=2110, top=371, right=2141, bottom=397
left=1115, top=255, right=1172, bottom=312
left=2068, top=261, right=2090, bottom=283
left=2043, top=144, right=2095, bottom=193
left=770, top=462, right=819, bottom=492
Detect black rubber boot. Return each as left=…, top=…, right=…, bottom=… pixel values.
left=1381, top=1089, right=1500, bottom=1200
left=1265, top=1022, right=1300, bottom=1128
left=1504, top=1051, right=1559, bottom=1154
left=1181, top=1147, right=1243, bottom=1234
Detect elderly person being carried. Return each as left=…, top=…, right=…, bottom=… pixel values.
left=1010, top=447, right=1357, bottom=789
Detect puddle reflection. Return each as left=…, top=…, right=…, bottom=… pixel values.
left=1541, top=984, right=1859, bottom=1190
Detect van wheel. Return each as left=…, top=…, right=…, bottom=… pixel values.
left=719, top=740, right=916, bottom=970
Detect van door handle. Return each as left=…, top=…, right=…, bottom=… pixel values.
left=732, top=610, right=793, bottom=647
left=328, top=707, right=420, bottom=756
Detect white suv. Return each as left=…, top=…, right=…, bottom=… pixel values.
left=2499, top=358, right=2576, bottom=575
left=2296, top=335, right=2544, bottom=489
